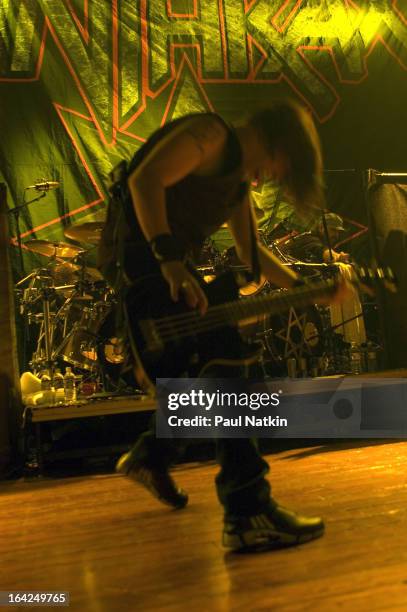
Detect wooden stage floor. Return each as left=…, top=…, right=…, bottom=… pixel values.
left=1, top=440, right=407, bottom=611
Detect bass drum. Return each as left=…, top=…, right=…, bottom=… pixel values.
left=261, top=303, right=324, bottom=369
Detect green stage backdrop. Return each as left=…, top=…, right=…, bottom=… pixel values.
left=1, top=0, right=407, bottom=275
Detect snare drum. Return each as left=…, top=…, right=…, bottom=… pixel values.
left=222, top=246, right=267, bottom=297
left=238, top=277, right=266, bottom=297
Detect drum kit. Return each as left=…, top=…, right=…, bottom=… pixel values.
left=16, top=218, right=372, bottom=388
left=16, top=223, right=124, bottom=389
left=197, top=226, right=371, bottom=377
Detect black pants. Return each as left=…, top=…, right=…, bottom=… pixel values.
left=123, top=259, right=273, bottom=518
left=127, top=416, right=271, bottom=517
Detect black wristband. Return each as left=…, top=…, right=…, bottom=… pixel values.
left=150, top=233, right=186, bottom=263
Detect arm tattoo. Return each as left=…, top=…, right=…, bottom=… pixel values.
left=185, top=117, right=225, bottom=156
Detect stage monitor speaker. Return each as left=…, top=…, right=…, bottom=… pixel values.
left=366, top=172, right=407, bottom=369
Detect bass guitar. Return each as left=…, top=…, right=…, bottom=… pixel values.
left=125, top=267, right=395, bottom=393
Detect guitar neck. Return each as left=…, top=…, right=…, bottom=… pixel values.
left=215, top=278, right=337, bottom=326
left=141, top=264, right=393, bottom=350
left=142, top=278, right=338, bottom=351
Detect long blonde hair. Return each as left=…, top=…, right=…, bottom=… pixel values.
left=247, top=99, right=324, bottom=220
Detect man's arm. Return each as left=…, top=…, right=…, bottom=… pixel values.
left=228, top=197, right=354, bottom=305
left=128, top=115, right=227, bottom=241
left=127, top=115, right=228, bottom=313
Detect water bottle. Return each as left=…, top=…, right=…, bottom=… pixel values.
left=53, top=369, right=64, bottom=389
left=53, top=369, right=65, bottom=403
left=298, top=357, right=308, bottom=378
left=40, top=372, right=54, bottom=404
left=310, top=357, right=319, bottom=378
left=350, top=343, right=362, bottom=375
left=64, top=367, right=76, bottom=402
left=367, top=342, right=378, bottom=373
left=287, top=358, right=297, bottom=378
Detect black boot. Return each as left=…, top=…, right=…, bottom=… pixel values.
left=116, top=452, right=188, bottom=510
left=223, top=501, right=324, bottom=550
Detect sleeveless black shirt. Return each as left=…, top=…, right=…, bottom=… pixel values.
left=99, top=113, right=247, bottom=283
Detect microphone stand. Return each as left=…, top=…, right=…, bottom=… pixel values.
left=7, top=190, right=47, bottom=275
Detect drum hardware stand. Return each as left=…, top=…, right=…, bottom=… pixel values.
left=307, top=311, right=365, bottom=344
left=312, top=310, right=366, bottom=374
left=31, top=270, right=58, bottom=377
left=17, top=271, right=76, bottom=376
left=75, top=252, right=89, bottom=298
left=46, top=253, right=94, bottom=360
left=270, top=241, right=290, bottom=263
left=70, top=251, right=97, bottom=298
left=15, top=268, right=42, bottom=289
left=54, top=283, right=76, bottom=330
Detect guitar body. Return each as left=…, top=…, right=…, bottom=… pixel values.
left=120, top=263, right=392, bottom=393
left=124, top=271, right=262, bottom=393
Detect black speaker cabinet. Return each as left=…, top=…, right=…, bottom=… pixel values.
left=366, top=172, right=407, bottom=369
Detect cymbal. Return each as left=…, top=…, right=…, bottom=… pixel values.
left=49, top=261, right=79, bottom=285
left=83, top=267, right=103, bottom=281
left=64, top=222, right=104, bottom=245
left=48, top=261, right=103, bottom=283
left=25, top=239, right=84, bottom=259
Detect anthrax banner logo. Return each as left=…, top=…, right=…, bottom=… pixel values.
left=1, top=0, right=406, bottom=141
left=0, top=1, right=403, bottom=253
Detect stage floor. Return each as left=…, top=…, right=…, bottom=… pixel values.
left=2, top=440, right=407, bottom=611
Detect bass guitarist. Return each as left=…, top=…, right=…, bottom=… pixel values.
left=98, top=100, right=349, bottom=551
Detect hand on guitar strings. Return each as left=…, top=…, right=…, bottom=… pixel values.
left=160, top=261, right=208, bottom=315
left=336, top=251, right=351, bottom=263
